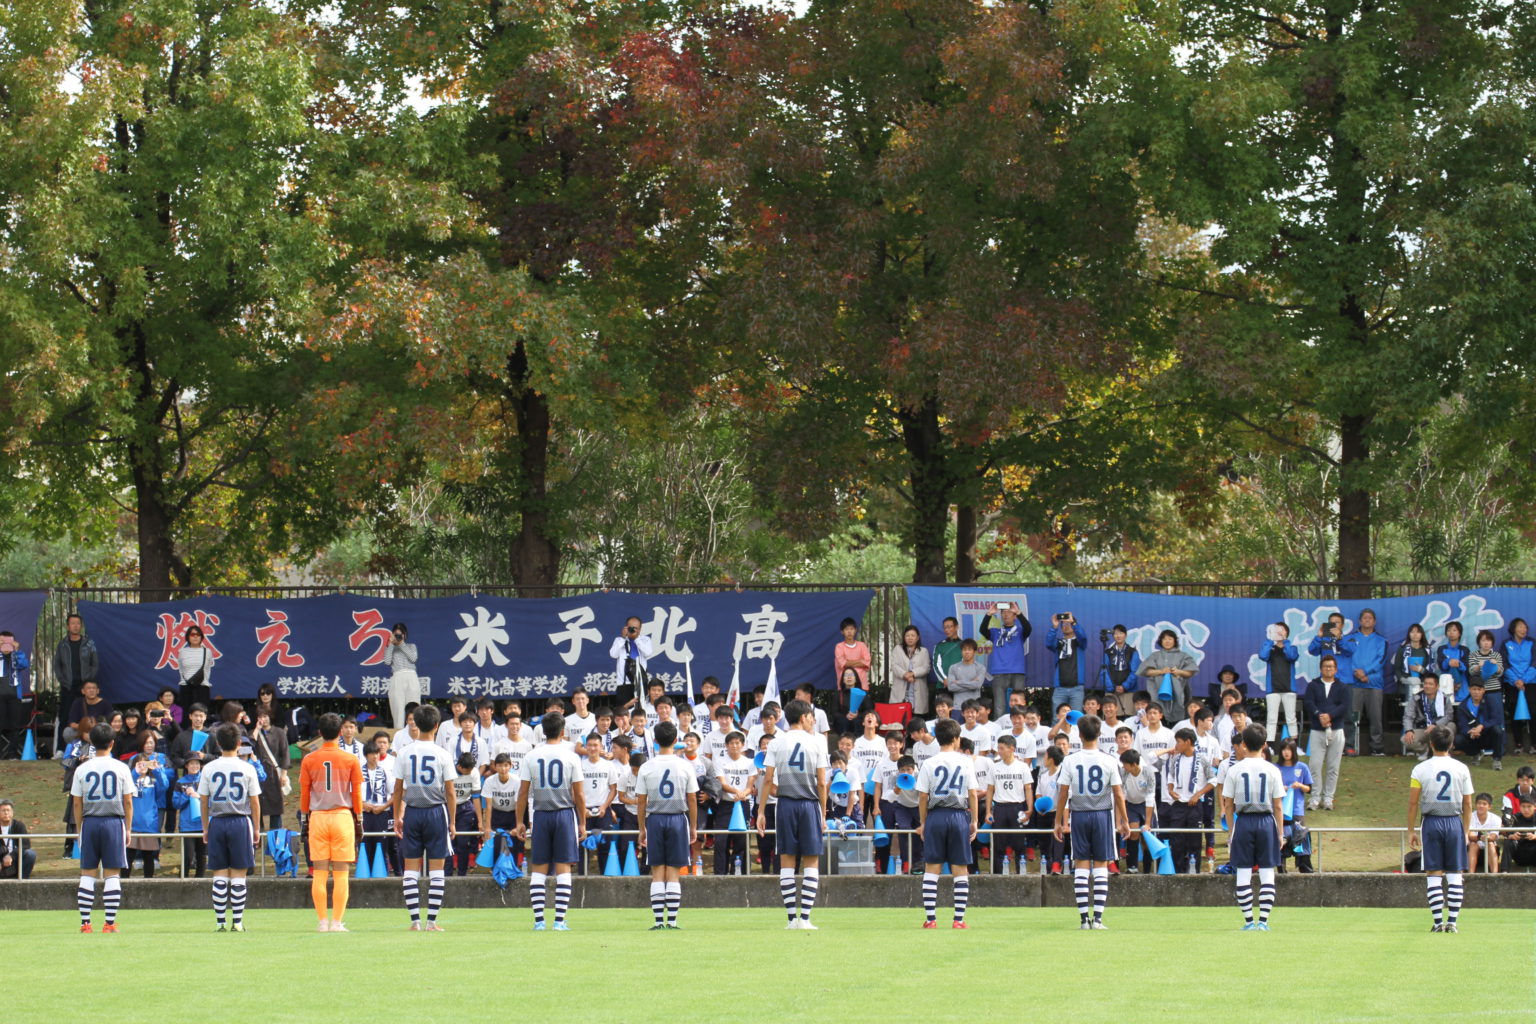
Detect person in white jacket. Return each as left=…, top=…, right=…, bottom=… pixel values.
left=889, top=626, right=932, bottom=716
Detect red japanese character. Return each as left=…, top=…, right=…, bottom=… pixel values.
left=254, top=610, right=306, bottom=669
left=349, top=608, right=394, bottom=666
left=154, top=611, right=224, bottom=670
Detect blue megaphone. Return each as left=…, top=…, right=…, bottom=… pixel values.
left=896, top=772, right=917, bottom=791
left=848, top=688, right=867, bottom=716
left=1033, top=794, right=1054, bottom=814
left=830, top=770, right=851, bottom=796
left=1066, top=710, right=1083, bottom=725
left=1141, top=831, right=1169, bottom=859
left=1517, top=689, right=1531, bottom=723
left=1158, top=673, right=1174, bottom=700
left=753, top=750, right=767, bottom=770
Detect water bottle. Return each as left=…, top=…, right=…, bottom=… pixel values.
left=733, top=855, right=742, bottom=876
left=1187, top=854, right=1197, bottom=875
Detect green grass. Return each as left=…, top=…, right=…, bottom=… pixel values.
left=8, top=907, right=1534, bottom=1022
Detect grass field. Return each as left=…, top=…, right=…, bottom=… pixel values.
left=8, top=907, right=1534, bottom=1021
left=6, top=752, right=1535, bottom=876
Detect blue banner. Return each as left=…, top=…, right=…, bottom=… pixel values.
left=81, top=590, right=873, bottom=705
left=907, top=586, right=1531, bottom=696
left=0, top=591, right=47, bottom=696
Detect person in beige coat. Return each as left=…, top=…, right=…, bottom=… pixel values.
left=890, top=627, right=932, bottom=716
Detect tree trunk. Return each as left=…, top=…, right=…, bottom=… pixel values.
left=507, top=341, right=561, bottom=592
left=1336, top=411, right=1371, bottom=596
left=126, top=324, right=190, bottom=598
left=898, top=395, right=951, bottom=584
left=955, top=504, right=978, bottom=584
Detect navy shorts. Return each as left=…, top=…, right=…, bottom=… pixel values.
left=922, top=807, right=974, bottom=867
left=647, top=812, right=691, bottom=868
left=206, top=815, right=256, bottom=872
left=80, top=816, right=126, bottom=871
left=1229, top=813, right=1282, bottom=869
left=1421, top=815, right=1467, bottom=873
left=1069, top=808, right=1117, bottom=863
left=776, top=798, right=825, bottom=858
left=401, top=804, right=453, bottom=861
left=531, top=807, right=579, bottom=866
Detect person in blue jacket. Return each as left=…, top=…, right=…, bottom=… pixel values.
left=1345, top=609, right=1389, bottom=757
left=1500, top=619, right=1534, bottom=756
left=1258, top=622, right=1299, bottom=742
left=1434, top=620, right=1470, bottom=702
left=978, top=602, right=1032, bottom=713
left=1098, top=625, right=1141, bottom=718
left=127, top=735, right=172, bottom=877
left=172, top=750, right=208, bottom=877
left=1044, top=613, right=1089, bottom=713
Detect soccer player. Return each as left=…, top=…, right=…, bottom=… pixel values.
left=392, top=704, right=457, bottom=932
left=1164, top=727, right=1215, bottom=873
left=199, top=724, right=263, bottom=932
left=481, top=753, right=521, bottom=863
left=517, top=711, right=586, bottom=931
left=756, top=698, right=829, bottom=929
left=300, top=712, right=364, bottom=932
left=714, top=731, right=755, bottom=875
left=637, top=721, right=699, bottom=929
left=916, top=718, right=979, bottom=928
left=1408, top=725, right=1474, bottom=932
left=1222, top=724, right=1284, bottom=930
left=71, top=723, right=134, bottom=933
left=1055, top=715, right=1129, bottom=929
left=987, top=734, right=1033, bottom=874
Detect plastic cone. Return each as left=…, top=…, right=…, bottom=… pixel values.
left=354, top=850, right=372, bottom=879
left=848, top=688, right=867, bottom=716
left=887, top=855, right=902, bottom=876
left=1155, top=850, right=1175, bottom=876
left=1279, top=722, right=1290, bottom=740
left=604, top=842, right=622, bottom=876
left=622, top=842, right=640, bottom=876
left=1158, top=674, right=1174, bottom=701
left=872, top=814, right=889, bottom=847
left=728, top=802, right=748, bottom=832
left=20, top=730, right=35, bottom=761
left=372, top=844, right=388, bottom=878
left=476, top=837, right=498, bottom=869
left=1517, top=689, right=1531, bottom=722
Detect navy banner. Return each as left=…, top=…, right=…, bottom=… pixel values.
left=907, top=586, right=1531, bottom=695
left=81, top=590, right=873, bottom=704
left=0, top=590, right=47, bottom=696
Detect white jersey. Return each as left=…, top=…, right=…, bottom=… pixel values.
left=565, top=712, right=598, bottom=745
left=915, top=751, right=977, bottom=811
left=1059, top=748, right=1122, bottom=812
left=445, top=730, right=490, bottom=772
left=851, top=735, right=886, bottom=779
left=989, top=758, right=1033, bottom=806
left=1226, top=758, right=1284, bottom=815
left=519, top=743, right=585, bottom=812
left=197, top=755, right=262, bottom=818
left=911, top=738, right=940, bottom=768
left=481, top=774, right=521, bottom=815
left=768, top=731, right=829, bottom=802
left=637, top=753, right=699, bottom=815
left=717, top=754, right=755, bottom=802
left=745, top=725, right=782, bottom=751
left=996, top=728, right=1040, bottom=762
left=72, top=757, right=135, bottom=818
left=396, top=741, right=457, bottom=808
left=703, top=730, right=729, bottom=762
left=1412, top=755, right=1475, bottom=817
left=960, top=722, right=995, bottom=754
left=873, top=757, right=901, bottom=803
left=1135, top=725, right=1177, bottom=783
left=580, top=757, right=621, bottom=812
left=491, top=735, right=534, bottom=777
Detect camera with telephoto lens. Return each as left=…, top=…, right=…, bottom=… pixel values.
left=1099, top=628, right=1114, bottom=644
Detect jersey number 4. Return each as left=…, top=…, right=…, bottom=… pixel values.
left=930, top=765, right=966, bottom=797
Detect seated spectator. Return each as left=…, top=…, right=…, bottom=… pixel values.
left=1401, top=673, right=1453, bottom=760
left=1503, top=766, right=1536, bottom=817
left=0, top=799, right=34, bottom=879
left=171, top=751, right=207, bottom=877
left=66, top=681, right=112, bottom=744
left=154, top=688, right=184, bottom=728
left=1504, top=796, right=1536, bottom=869
left=1454, top=680, right=1504, bottom=770
left=1468, top=793, right=1501, bottom=873
left=127, top=733, right=172, bottom=877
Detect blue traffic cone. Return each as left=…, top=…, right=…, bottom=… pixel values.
left=943, top=862, right=951, bottom=874
left=1279, top=722, right=1290, bottom=740
left=354, top=850, right=372, bottom=878
left=372, top=843, right=388, bottom=878
left=622, top=842, right=640, bottom=877
left=887, top=854, right=903, bottom=875
left=604, top=842, right=622, bottom=876
left=1155, top=851, right=1175, bottom=876
left=1517, top=689, right=1531, bottom=722
left=728, top=802, right=748, bottom=832
left=20, top=730, right=35, bottom=761
left=872, top=814, right=889, bottom=847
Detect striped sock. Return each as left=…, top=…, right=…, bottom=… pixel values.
left=1073, top=868, right=1091, bottom=921
left=922, top=873, right=939, bottom=922
left=1426, top=875, right=1444, bottom=926
left=779, top=868, right=798, bottom=922
left=1257, top=868, right=1276, bottom=924
left=77, top=876, right=96, bottom=926
left=1090, top=866, right=1109, bottom=922
left=102, top=876, right=121, bottom=925
left=403, top=870, right=421, bottom=924
left=953, top=876, right=969, bottom=923
left=798, top=867, right=819, bottom=921
left=650, top=881, right=666, bottom=926
left=1235, top=867, right=1254, bottom=924
left=1445, top=872, right=1464, bottom=925
left=554, top=873, right=572, bottom=924
left=664, top=881, right=681, bottom=926
left=427, top=870, right=445, bottom=923
left=530, top=872, right=547, bottom=925
left=230, top=882, right=247, bottom=927
left=212, top=878, right=229, bottom=926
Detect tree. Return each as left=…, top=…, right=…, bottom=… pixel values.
left=1172, top=0, right=1536, bottom=590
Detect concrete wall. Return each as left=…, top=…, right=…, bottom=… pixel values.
left=3, top=874, right=1532, bottom=912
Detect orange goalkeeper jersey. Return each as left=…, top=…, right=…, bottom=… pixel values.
left=300, top=742, right=363, bottom=815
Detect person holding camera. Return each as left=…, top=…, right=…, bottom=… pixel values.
left=1045, top=613, right=1090, bottom=713
left=978, top=602, right=1031, bottom=714
left=610, top=616, right=653, bottom=708
left=386, top=622, right=420, bottom=730
left=1258, top=622, right=1299, bottom=742
left=0, top=631, right=33, bottom=760
left=1098, top=625, right=1140, bottom=717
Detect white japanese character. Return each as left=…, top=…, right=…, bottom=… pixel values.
left=548, top=605, right=602, bottom=665
left=734, top=604, right=788, bottom=662
left=451, top=605, right=511, bottom=668
left=643, top=605, right=697, bottom=663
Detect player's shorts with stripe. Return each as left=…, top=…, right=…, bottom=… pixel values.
left=1421, top=814, right=1467, bottom=873
left=1069, top=807, right=1117, bottom=863
left=922, top=807, right=973, bottom=866
left=401, top=804, right=452, bottom=860
left=1228, top=812, right=1282, bottom=869
left=206, top=815, right=256, bottom=871
left=647, top=812, right=691, bottom=868
left=775, top=797, right=824, bottom=858
left=531, top=806, right=579, bottom=866
left=307, top=808, right=356, bottom=864
left=79, top=816, right=126, bottom=871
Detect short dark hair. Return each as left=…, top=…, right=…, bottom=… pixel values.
left=655, top=696, right=674, bottom=709
left=1194, top=708, right=1214, bottom=724
left=653, top=721, right=678, bottom=748
left=89, top=723, right=115, bottom=749
left=958, top=738, right=974, bottom=754
left=1120, top=749, right=1140, bottom=766
left=542, top=712, right=565, bottom=741
left=611, top=735, right=633, bottom=753
left=782, top=699, right=812, bottom=727
left=1077, top=715, right=1102, bottom=743
left=318, top=713, right=342, bottom=741
left=215, top=723, right=242, bottom=753
left=1429, top=725, right=1453, bottom=753
left=1240, top=724, right=1267, bottom=753
left=934, top=718, right=961, bottom=744
left=456, top=753, right=477, bottom=772
left=996, top=734, right=1016, bottom=749
left=412, top=703, right=441, bottom=734
left=725, top=730, right=746, bottom=745
left=840, top=617, right=857, bottom=631
left=1174, top=727, right=1197, bottom=745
